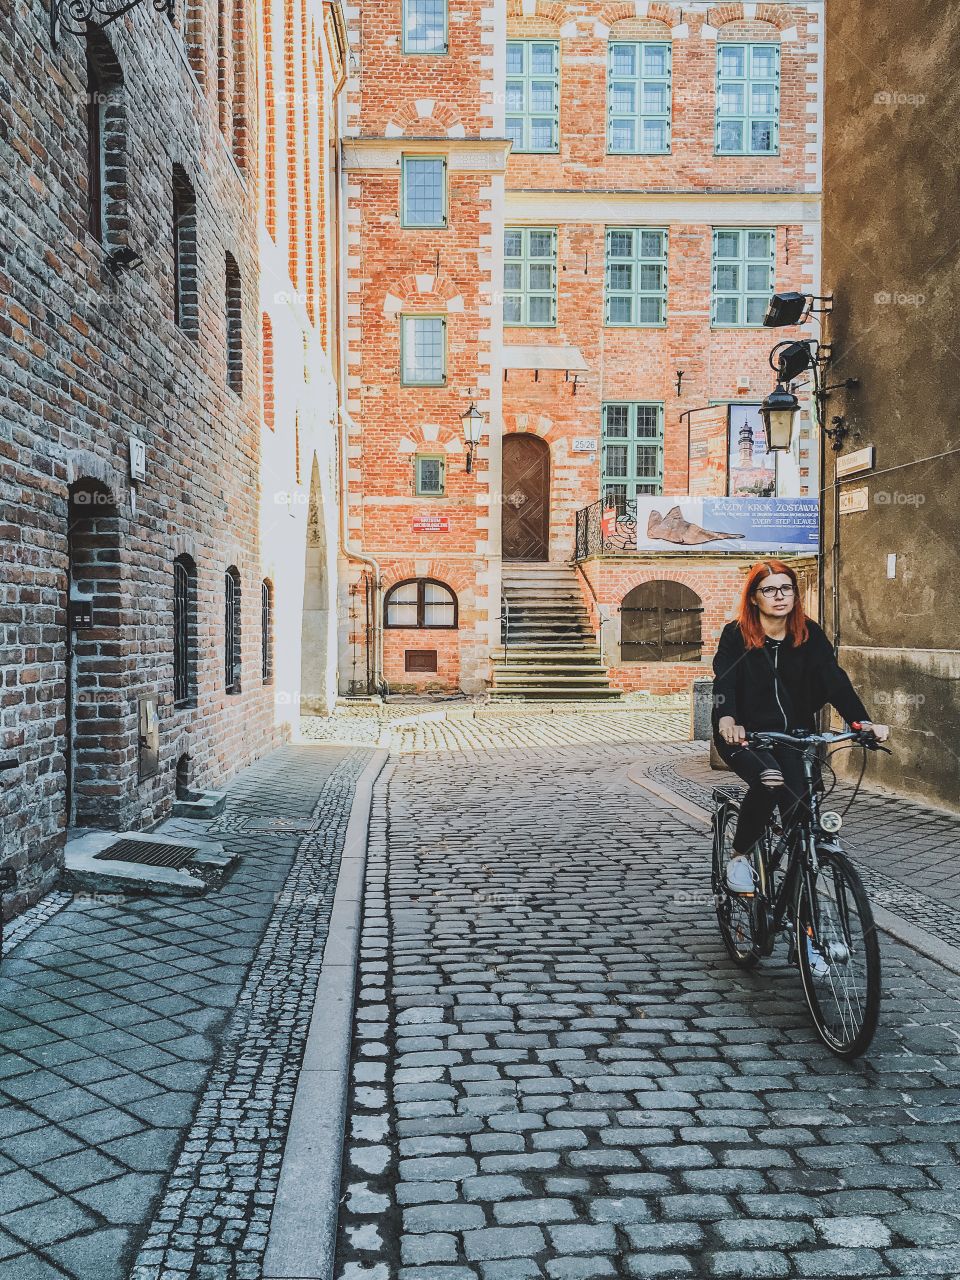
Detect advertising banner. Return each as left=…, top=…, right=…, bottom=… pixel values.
left=636, top=497, right=819, bottom=553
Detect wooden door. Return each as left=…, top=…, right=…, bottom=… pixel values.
left=502, top=434, right=550, bottom=561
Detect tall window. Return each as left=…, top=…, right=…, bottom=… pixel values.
left=605, top=228, right=668, bottom=326
left=85, top=32, right=125, bottom=247
left=173, top=555, right=198, bottom=707
left=401, top=316, right=446, bottom=385
left=385, top=579, right=458, bottom=629
left=261, top=580, right=274, bottom=684
left=607, top=42, right=671, bottom=154
left=712, top=228, right=775, bottom=327
left=225, top=252, right=243, bottom=391
left=403, top=0, right=447, bottom=53
left=262, top=314, right=275, bottom=430
left=505, top=41, right=559, bottom=153
left=232, top=0, right=247, bottom=168
left=225, top=567, right=242, bottom=693
left=86, top=55, right=104, bottom=242
left=621, top=581, right=703, bottom=663
left=716, top=42, right=780, bottom=155
left=402, top=156, right=447, bottom=228
left=263, top=0, right=277, bottom=237
left=172, top=166, right=199, bottom=338
left=503, top=228, right=557, bottom=327
left=602, top=403, right=664, bottom=507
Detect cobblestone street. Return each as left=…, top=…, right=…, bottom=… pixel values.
left=1, top=707, right=959, bottom=1279
left=335, top=716, right=960, bottom=1280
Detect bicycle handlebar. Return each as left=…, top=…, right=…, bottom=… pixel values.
left=745, top=726, right=890, bottom=753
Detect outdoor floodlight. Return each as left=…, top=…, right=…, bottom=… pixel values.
left=763, top=292, right=809, bottom=328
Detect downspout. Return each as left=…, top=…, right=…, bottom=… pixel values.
left=330, top=13, right=383, bottom=694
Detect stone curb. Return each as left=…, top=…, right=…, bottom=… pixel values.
left=262, top=746, right=390, bottom=1280
left=627, top=765, right=960, bottom=978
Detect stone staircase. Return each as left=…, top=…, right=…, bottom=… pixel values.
left=490, top=562, right=620, bottom=701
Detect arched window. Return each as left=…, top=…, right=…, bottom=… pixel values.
left=225, top=566, right=242, bottom=693
left=172, top=166, right=199, bottom=337
left=85, top=31, right=126, bottom=247
left=225, top=252, right=243, bottom=392
left=262, top=314, right=275, bottom=429
left=173, top=555, right=198, bottom=706
left=621, top=580, right=703, bottom=662
left=261, top=579, right=274, bottom=684
left=385, top=578, right=457, bottom=629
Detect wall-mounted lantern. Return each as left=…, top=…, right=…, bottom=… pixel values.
left=460, top=403, right=484, bottom=474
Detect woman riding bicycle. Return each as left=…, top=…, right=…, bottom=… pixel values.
left=712, top=560, right=889, bottom=895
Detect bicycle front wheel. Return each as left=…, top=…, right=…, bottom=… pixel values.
left=797, top=851, right=881, bottom=1058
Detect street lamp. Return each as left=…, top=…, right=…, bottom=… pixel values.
left=760, top=382, right=801, bottom=452
left=460, top=403, right=484, bottom=474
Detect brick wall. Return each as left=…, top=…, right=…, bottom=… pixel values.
left=0, top=0, right=278, bottom=912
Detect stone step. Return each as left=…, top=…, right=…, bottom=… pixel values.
left=489, top=686, right=622, bottom=701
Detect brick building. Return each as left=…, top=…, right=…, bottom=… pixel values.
left=0, top=0, right=346, bottom=911
left=340, top=0, right=823, bottom=698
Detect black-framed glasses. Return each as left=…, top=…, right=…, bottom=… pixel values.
left=756, top=584, right=795, bottom=598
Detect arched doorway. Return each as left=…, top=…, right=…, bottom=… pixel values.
left=502, top=434, right=550, bottom=561
left=300, top=459, right=330, bottom=714
left=66, top=480, right=122, bottom=828
left=620, top=580, right=704, bottom=663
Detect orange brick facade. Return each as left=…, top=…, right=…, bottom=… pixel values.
left=341, top=1, right=823, bottom=696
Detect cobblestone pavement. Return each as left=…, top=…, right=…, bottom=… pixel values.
left=0, top=743, right=369, bottom=1280
left=660, top=748, right=960, bottom=951
left=335, top=732, right=960, bottom=1280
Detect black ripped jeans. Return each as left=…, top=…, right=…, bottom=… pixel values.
left=720, top=743, right=816, bottom=854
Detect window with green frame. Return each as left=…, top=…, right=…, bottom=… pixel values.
left=402, top=156, right=446, bottom=227
left=605, top=227, right=668, bottom=326
left=601, top=403, right=664, bottom=507
left=505, top=41, right=559, bottom=153
left=716, top=42, right=780, bottom=154
left=503, top=227, right=557, bottom=327
left=607, top=41, right=671, bottom=154
left=401, top=315, right=446, bottom=384
left=415, top=454, right=445, bottom=496
left=402, top=0, right=447, bottom=53
left=712, top=228, right=775, bottom=327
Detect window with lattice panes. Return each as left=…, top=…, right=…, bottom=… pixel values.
left=605, top=227, right=668, bottom=326
left=503, top=227, right=557, bottom=327
left=712, top=228, right=775, bottom=327
left=403, top=0, right=447, bottom=53
left=401, top=315, right=446, bottom=384
left=716, top=42, right=780, bottom=155
left=608, top=41, right=672, bottom=154
left=505, top=40, right=559, bottom=153
left=385, top=579, right=458, bottom=629
left=402, top=156, right=447, bottom=228
left=415, top=455, right=445, bottom=497
left=602, top=403, right=664, bottom=508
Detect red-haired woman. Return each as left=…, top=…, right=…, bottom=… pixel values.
left=713, top=561, right=889, bottom=895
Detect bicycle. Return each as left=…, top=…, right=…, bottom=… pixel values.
left=710, top=724, right=889, bottom=1059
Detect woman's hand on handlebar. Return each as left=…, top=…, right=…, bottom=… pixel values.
left=856, top=721, right=890, bottom=743
left=718, top=716, right=747, bottom=746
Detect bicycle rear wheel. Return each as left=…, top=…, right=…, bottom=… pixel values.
left=712, top=805, right=763, bottom=969
left=797, top=850, right=881, bottom=1058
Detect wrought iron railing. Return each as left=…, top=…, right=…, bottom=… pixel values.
left=574, top=496, right=639, bottom=559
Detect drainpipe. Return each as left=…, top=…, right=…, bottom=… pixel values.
left=332, top=66, right=383, bottom=695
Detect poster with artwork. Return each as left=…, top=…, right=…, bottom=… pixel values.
left=635, top=497, right=819, bottom=553
left=728, top=404, right=777, bottom=497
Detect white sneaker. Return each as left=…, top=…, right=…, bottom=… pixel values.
left=806, top=936, right=831, bottom=978
left=726, top=856, right=755, bottom=895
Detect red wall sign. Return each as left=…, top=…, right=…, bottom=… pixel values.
left=412, top=515, right=449, bottom=532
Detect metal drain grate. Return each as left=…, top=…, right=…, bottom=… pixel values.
left=94, top=839, right=198, bottom=869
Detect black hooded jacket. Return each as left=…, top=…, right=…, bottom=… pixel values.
left=711, top=618, right=870, bottom=746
